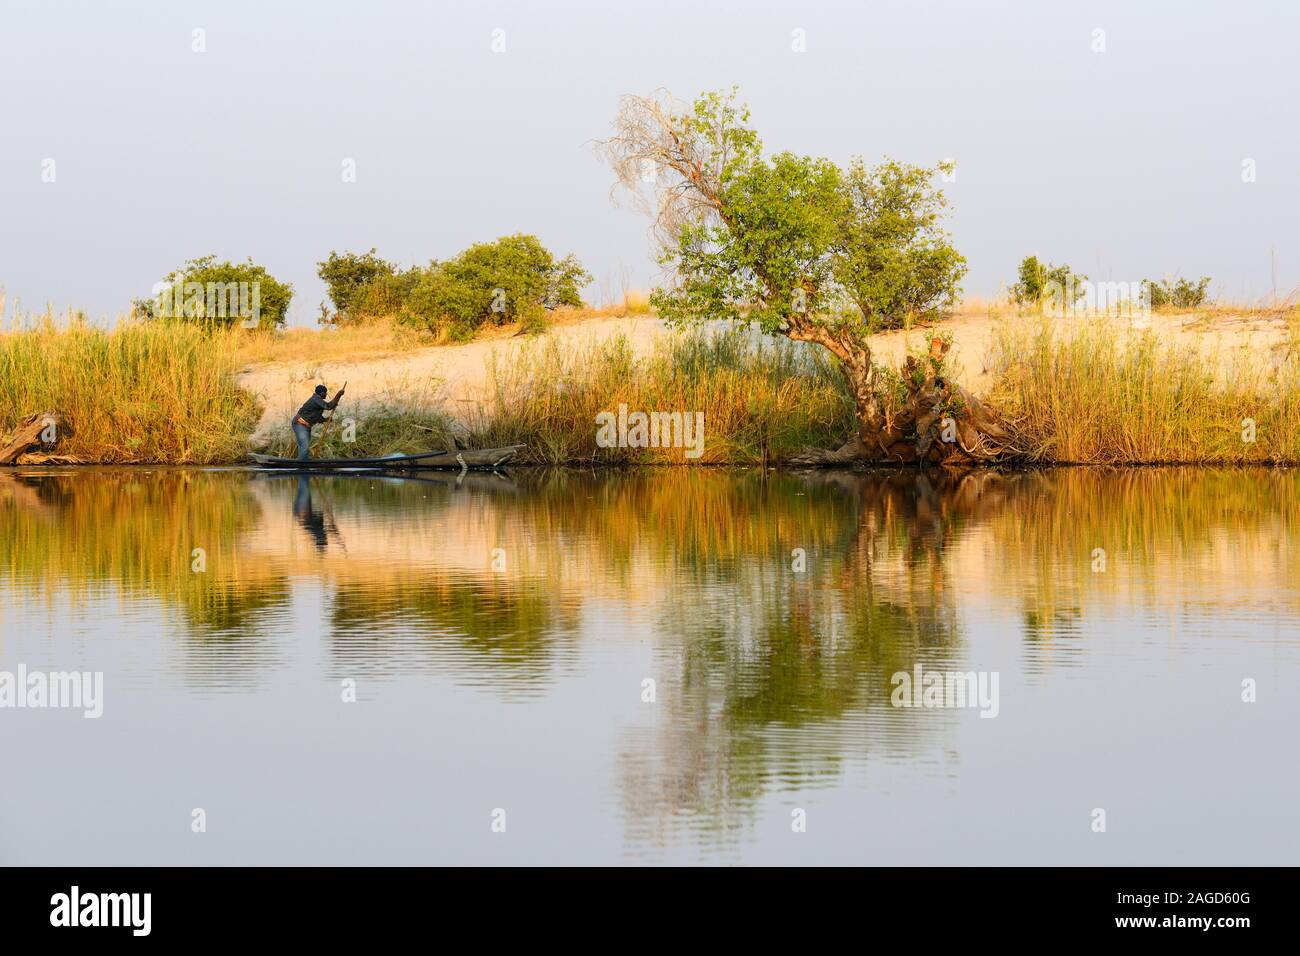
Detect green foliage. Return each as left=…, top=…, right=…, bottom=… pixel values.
left=1142, top=276, right=1211, bottom=310
left=834, top=159, right=967, bottom=330
left=1010, top=256, right=1046, bottom=304
left=654, top=152, right=847, bottom=332
left=680, top=87, right=763, bottom=185
left=402, top=234, right=591, bottom=337
left=547, top=254, right=590, bottom=307
left=1010, top=256, right=1088, bottom=307
left=317, top=249, right=397, bottom=322
left=350, top=268, right=422, bottom=320
left=134, top=256, right=293, bottom=329
left=316, top=237, right=589, bottom=338
left=404, top=267, right=480, bottom=340
left=646, top=90, right=964, bottom=345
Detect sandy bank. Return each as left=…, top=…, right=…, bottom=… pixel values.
left=237, top=308, right=1293, bottom=443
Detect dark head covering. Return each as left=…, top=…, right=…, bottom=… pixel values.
left=314, top=384, right=328, bottom=396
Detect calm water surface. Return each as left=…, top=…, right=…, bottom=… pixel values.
left=1, top=466, right=1297, bottom=864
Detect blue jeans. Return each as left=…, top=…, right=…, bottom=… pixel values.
left=292, top=421, right=313, bottom=460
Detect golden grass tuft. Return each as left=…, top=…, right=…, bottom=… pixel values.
left=988, top=315, right=1300, bottom=464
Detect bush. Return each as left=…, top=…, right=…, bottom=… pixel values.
left=351, top=268, right=422, bottom=320
left=1142, top=276, right=1211, bottom=310
left=317, top=249, right=397, bottom=323
left=313, top=237, right=589, bottom=339
left=1010, top=255, right=1087, bottom=308
left=133, top=255, right=293, bottom=329
left=546, top=253, right=590, bottom=308
left=401, top=235, right=591, bottom=337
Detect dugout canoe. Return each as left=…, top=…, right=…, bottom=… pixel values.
left=248, top=445, right=524, bottom=470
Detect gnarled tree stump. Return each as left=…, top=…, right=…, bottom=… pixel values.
left=790, top=337, right=1022, bottom=468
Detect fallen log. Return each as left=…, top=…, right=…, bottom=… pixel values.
left=0, top=412, right=64, bottom=464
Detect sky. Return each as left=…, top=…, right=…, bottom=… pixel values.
left=1, top=0, right=1296, bottom=326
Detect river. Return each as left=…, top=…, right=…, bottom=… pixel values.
left=1, top=465, right=1296, bottom=864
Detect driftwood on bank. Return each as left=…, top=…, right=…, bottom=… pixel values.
left=0, top=412, right=65, bottom=464
left=789, top=337, right=1022, bottom=468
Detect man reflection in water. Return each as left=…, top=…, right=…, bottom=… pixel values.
left=293, top=476, right=330, bottom=553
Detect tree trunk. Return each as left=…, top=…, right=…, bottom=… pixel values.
left=787, top=334, right=1021, bottom=468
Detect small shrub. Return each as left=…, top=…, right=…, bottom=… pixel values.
left=400, top=234, right=590, bottom=337
left=1141, top=276, right=1211, bottom=310
left=1010, top=255, right=1087, bottom=308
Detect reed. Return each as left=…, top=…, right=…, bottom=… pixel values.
left=467, top=329, right=855, bottom=464
left=0, top=312, right=258, bottom=463
left=13, top=301, right=1300, bottom=467
left=987, top=314, right=1300, bottom=464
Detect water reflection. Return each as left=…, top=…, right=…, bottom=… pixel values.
left=2, top=465, right=1298, bottom=857
left=292, top=475, right=331, bottom=553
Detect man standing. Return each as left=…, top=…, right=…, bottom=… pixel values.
left=292, top=383, right=346, bottom=460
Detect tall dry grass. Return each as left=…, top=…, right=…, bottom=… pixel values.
left=988, top=314, right=1300, bottom=463
left=0, top=312, right=259, bottom=463
left=469, top=329, right=854, bottom=464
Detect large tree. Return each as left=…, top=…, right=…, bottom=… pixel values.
left=600, top=88, right=1019, bottom=465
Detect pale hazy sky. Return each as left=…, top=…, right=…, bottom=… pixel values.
left=2, top=0, right=1295, bottom=325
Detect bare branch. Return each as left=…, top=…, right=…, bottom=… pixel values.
left=596, top=89, right=731, bottom=255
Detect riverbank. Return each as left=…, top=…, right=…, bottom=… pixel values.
left=2, top=302, right=1297, bottom=466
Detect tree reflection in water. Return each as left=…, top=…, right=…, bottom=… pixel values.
left=5, top=465, right=1299, bottom=842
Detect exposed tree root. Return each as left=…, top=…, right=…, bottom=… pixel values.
left=789, top=337, right=1024, bottom=468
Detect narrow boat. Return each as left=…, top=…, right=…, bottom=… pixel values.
left=249, top=445, right=525, bottom=471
